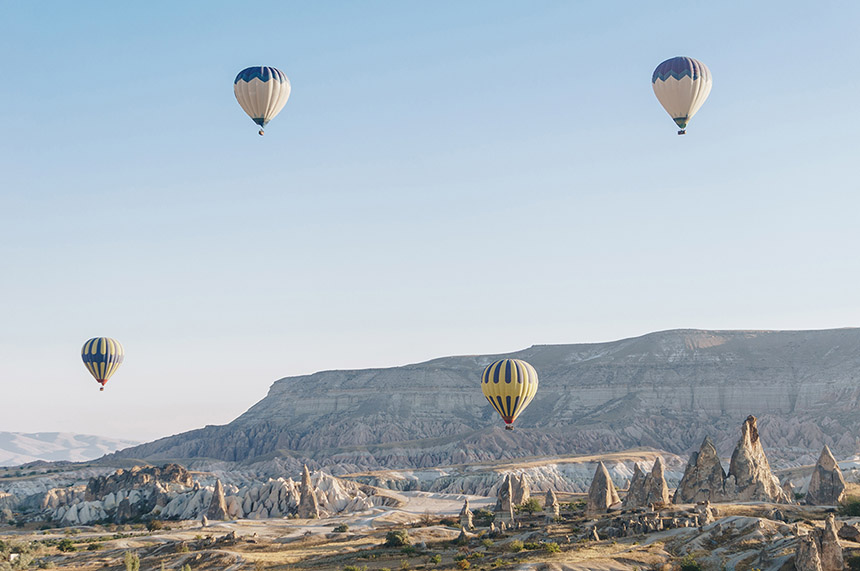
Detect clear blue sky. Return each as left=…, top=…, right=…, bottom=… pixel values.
left=2, top=1, right=859, bottom=441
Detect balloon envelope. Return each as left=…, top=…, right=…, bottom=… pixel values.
left=652, top=56, right=712, bottom=133
left=481, top=358, right=539, bottom=428
left=81, top=337, right=124, bottom=389
left=234, top=66, right=291, bottom=131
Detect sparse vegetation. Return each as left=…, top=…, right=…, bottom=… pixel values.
left=385, top=530, right=411, bottom=547
left=678, top=554, right=703, bottom=571
left=840, top=496, right=860, bottom=517
left=343, top=566, right=367, bottom=571
left=56, top=538, right=76, bottom=553
left=516, top=498, right=541, bottom=515
left=847, top=555, right=860, bottom=571
left=333, top=524, right=349, bottom=533
left=124, top=551, right=140, bottom=571
left=508, top=540, right=524, bottom=552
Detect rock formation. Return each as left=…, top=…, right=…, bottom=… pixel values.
left=805, top=445, right=846, bottom=505
left=544, top=489, right=559, bottom=522
left=624, top=458, right=670, bottom=509
left=297, top=465, right=320, bottom=518
left=206, top=479, right=229, bottom=520
left=85, top=464, right=193, bottom=501
left=725, top=416, right=791, bottom=503
left=109, top=329, right=860, bottom=471
left=795, top=534, right=822, bottom=571
left=587, top=462, right=620, bottom=514
left=511, top=474, right=530, bottom=506
left=673, top=437, right=726, bottom=503
left=495, top=475, right=514, bottom=524
left=622, top=464, right=646, bottom=509
left=819, top=514, right=843, bottom=571
left=459, top=499, right=473, bottom=529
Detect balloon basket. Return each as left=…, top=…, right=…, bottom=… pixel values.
left=504, top=425, right=513, bottom=431
left=99, top=387, right=104, bottom=392
left=677, top=130, right=686, bottom=135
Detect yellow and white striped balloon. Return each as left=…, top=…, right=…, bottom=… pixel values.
left=81, top=337, right=124, bottom=391
left=481, top=358, right=539, bottom=429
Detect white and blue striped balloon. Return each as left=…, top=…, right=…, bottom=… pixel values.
left=652, top=57, right=712, bottom=135
left=234, top=66, right=291, bottom=135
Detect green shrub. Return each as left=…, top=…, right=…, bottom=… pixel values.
left=846, top=555, right=860, bottom=571
left=516, top=498, right=541, bottom=515
left=472, top=509, right=494, bottom=527
left=343, top=566, right=367, bottom=571
left=56, top=539, right=77, bottom=553
left=146, top=519, right=164, bottom=531
left=508, top=540, right=524, bottom=552
left=86, top=542, right=103, bottom=551
left=678, top=555, right=703, bottom=571
left=839, top=496, right=860, bottom=517
left=333, top=524, right=349, bottom=533
left=385, top=530, right=411, bottom=547
left=124, top=551, right=140, bottom=571
left=523, top=542, right=541, bottom=550
left=545, top=542, right=561, bottom=553
left=429, top=555, right=442, bottom=565
left=456, top=560, right=470, bottom=570
left=481, top=539, right=494, bottom=549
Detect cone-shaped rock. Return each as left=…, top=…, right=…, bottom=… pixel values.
left=806, top=445, right=846, bottom=505
left=795, top=534, right=822, bottom=571
left=511, top=474, right=530, bottom=506
left=673, top=436, right=727, bottom=503
left=206, top=479, right=229, bottom=520
left=297, top=465, right=320, bottom=518
left=819, top=514, right=844, bottom=571
left=587, top=461, right=620, bottom=514
left=494, top=474, right=515, bottom=523
left=623, top=463, right=646, bottom=509
left=726, top=416, right=791, bottom=503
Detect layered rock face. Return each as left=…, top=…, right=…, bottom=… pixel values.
left=38, top=465, right=399, bottom=525
left=587, top=462, right=620, bottom=514
left=107, top=329, right=860, bottom=471
left=725, top=416, right=790, bottom=503
left=805, top=445, right=846, bottom=505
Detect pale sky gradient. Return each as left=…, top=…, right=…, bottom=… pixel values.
left=2, top=2, right=859, bottom=441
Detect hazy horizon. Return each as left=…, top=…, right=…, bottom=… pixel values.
left=3, top=1, right=860, bottom=441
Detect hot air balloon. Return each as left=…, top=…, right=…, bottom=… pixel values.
left=652, top=56, right=712, bottom=135
left=81, top=337, right=124, bottom=391
left=481, top=358, right=538, bottom=430
left=234, top=66, right=291, bottom=136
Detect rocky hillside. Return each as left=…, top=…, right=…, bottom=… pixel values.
left=108, top=329, right=860, bottom=471
left=0, top=432, right=139, bottom=467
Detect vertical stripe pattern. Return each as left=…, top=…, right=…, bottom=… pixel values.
left=81, top=337, right=125, bottom=387
left=234, top=66, right=291, bottom=129
left=480, top=358, right=539, bottom=426
left=651, top=56, right=712, bottom=131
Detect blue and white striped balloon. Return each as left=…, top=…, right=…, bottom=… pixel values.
left=652, top=57, right=712, bottom=135
left=234, top=66, right=291, bottom=135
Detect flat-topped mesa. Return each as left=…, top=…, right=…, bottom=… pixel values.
left=587, top=461, right=620, bottom=514
left=85, top=464, right=193, bottom=501
left=805, top=445, right=846, bottom=505
left=673, top=436, right=727, bottom=503
left=624, top=457, right=671, bottom=509
left=725, top=415, right=791, bottom=503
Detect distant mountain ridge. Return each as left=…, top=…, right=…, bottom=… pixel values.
left=108, top=329, right=860, bottom=472
left=0, top=432, right=139, bottom=467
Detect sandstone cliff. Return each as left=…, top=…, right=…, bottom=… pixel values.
left=106, top=329, right=860, bottom=470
